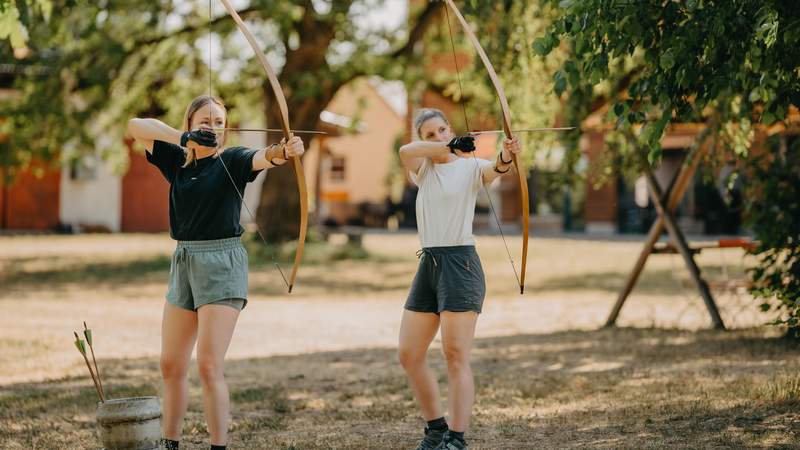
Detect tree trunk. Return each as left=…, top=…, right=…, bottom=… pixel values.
left=255, top=94, right=330, bottom=243
left=252, top=1, right=445, bottom=243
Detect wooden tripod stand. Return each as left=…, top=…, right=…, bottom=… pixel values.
left=605, top=127, right=726, bottom=330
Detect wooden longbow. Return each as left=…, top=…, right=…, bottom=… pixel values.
left=441, top=0, right=529, bottom=293
left=219, top=0, right=308, bottom=293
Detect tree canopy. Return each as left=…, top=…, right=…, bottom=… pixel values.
left=2, top=1, right=565, bottom=241
left=536, top=0, right=800, bottom=332
left=536, top=0, right=800, bottom=162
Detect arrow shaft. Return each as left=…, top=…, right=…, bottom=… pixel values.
left=75, top=332, right=104, bottom=402
left=88, top=345, right=105, bottom=399
left=469, top=127, right=576, bottom=135
left=213, top=127, right=327, bottom=135
left=82, top=354, right=104, bottom=402
left=84, top=324, right=105, bottom=399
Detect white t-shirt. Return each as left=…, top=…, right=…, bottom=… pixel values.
left=411, top=156, right=493, bottom=248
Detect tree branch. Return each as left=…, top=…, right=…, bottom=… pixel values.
left=587, top=65, right=645, bottom=115
left=136, top=6, right=263, bottom=48
left=392, top=2, right=445, bottom=59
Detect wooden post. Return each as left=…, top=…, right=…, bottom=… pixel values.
left=643, top=167, right=725, bottom=329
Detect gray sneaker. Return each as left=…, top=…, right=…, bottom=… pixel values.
left=415, top=427, right=447, bottom=450
left=433, top=431, right=468, bottom=450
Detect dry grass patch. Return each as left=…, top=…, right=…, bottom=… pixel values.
left=1, top=328, right=798, bottom=449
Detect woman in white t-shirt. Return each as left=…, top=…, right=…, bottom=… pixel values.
left=397, top=108, right=521, bottom=450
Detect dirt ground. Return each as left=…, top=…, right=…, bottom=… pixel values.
left=1, top=232, right=797, bottom=449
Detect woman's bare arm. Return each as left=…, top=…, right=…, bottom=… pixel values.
left=481, top=137, right=521, bottom=185
left=399, top=141, right=451, bottom=173
left=250, top=136, right=305, bottom=171
left=127, top=118, right=183, bottom=154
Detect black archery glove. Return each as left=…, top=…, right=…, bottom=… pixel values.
left=180, top=129, right=218, bottom=148
left=446, top=135, right=476, bottom=153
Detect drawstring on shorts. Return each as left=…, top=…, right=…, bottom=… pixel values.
left=416, top=249, right=438, bottom=267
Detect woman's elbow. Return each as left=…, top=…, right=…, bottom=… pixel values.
left=399, top=143, right=415, bottom=155
left=127, top=118, right=142, bottom=135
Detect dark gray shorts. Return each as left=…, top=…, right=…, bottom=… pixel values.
left=405, top=246, right=486, bottom=314
left=166, top=237, right=249, bottom=312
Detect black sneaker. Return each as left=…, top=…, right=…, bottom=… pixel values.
left=159, top=438, right=179, bottom=450
left=415, top=426, right=447, bottom=450
left=433, top=431, right=468, bottom=450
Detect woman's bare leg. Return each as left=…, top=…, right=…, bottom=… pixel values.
left=196, top=304, right=240, bottom=446
left=160, top=302, right=198, bottom=440
left=399, top=310, right=443, bottom=420
left=440, top=311, right=478, bottom=432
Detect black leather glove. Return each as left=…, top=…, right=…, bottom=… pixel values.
left=180, top=129, right=218, bottom=148
left=446, top=135, right=476, bottom=153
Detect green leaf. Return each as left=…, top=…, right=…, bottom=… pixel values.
left=784, top=22, right=800, bottom=45
left=532, top=37, right=551, bottom=56
left=554, top=76, right=567, bottom=96
left=613, top=102, right=626, bottom=117
left=0, top=5, right=29, bottom=49
left=564, top=60, right=579, bottom=85
left=659, top=49, right=676, bottom=71
left=643, top=112, right=670, bottom=147
left=647, top=145, right=663, bottom=165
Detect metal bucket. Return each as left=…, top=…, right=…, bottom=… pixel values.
left=96, top=397, right=161, bottom=450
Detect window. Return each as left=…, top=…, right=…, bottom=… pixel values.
left=330, top=156, right=346, bottom=181
left=69, top=155, right=97, bottom=181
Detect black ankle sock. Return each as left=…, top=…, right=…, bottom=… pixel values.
left=427, top=417, right=448, bottom=431
left=449, top=431, right=466, bottom=443
left=210, top=445, right=226, bottom=450
left=161, top=438, right=179, bottom=450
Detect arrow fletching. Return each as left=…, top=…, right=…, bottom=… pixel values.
left=83, top=322, right=93, bottom=345
left=73, top=332, right=86, bottom=354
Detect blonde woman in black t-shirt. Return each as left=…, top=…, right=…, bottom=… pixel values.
left=127, top=95, right=304, bottom=450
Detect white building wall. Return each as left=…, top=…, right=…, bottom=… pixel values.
left=59, top=156, right=122, bottom=232
left=57, top=129, right=267, bottom=231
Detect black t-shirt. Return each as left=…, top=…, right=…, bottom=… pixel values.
left=146, top=140, right=263, bottom=241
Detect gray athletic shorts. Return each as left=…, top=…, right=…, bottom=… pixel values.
left=166, top=237, right=248, bottom=312
left=404, top=245, right=486, bottom=314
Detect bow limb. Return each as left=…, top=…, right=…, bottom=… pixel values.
left=441, top=0, right=528, bottom=294
left=219, top=0, right=308, bottom=293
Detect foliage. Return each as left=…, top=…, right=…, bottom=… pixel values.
left=536, top=0, right=799, bottom=162
left=746, top=135, right=800, bottom=334
left=420, top=1, right=567, bottom=166
left=0, top=1, right=52, bottom=50
left=536, top=0, right=800, bottom=333
left=1, top=1, right=567, bottom=242
left=0, top=1, right=440, bottom=241
left=0, top=1, right=418, bottom=172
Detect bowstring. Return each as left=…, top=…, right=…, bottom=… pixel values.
left=443, top=4, right=521, bottom=288
left=208, top=0, right=290, bottom=290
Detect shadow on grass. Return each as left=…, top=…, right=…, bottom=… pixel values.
left=533, top=265, right=745, bottom=295
left=2, top=255, right=172, bottom=290
left=2, top=327, right=798, bottom=449
left=2, top=240, right=407, bottom=296
left=249, top=264, right=413, bottom=297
